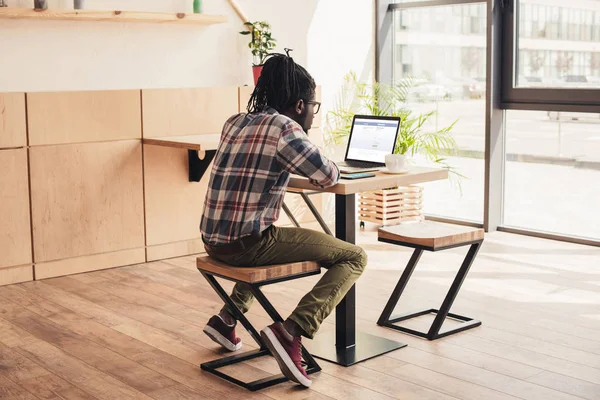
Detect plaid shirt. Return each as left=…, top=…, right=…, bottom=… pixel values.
left=200, top=108, right=340, bottom=245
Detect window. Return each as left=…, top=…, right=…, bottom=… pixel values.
left=392, top=1, right=487, bottom=223
left=504, top=0, right=600, bottom=105
left=504, top=110, right=600, bottom=240
left=379, top=0, right=600, bottom=245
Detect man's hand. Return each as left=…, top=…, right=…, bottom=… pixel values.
left=309, top=178, right=327, bottom=188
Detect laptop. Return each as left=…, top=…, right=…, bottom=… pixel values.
left=337, top=115, right=401, bottom=173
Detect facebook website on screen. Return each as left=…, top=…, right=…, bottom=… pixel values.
left=346, top=119, right=399, bottom=163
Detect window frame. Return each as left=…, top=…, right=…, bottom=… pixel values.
left=501, top=0, right=600, bottom=110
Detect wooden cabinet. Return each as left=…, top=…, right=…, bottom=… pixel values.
left=0, top=148, right=33, bottom=285
left=141, top=87, right=239, bottom=260
left=143, top=144, right=211, bottom=261
left=0, top=86, right=328, bottom=282
left=29, top=141, right=145, bottom=278
left=27, top=90, right=141, bottom=146
left=142, top=87, right=238, bottom=138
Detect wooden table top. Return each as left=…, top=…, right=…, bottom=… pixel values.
left=142, top=134, right=221, bottom=151
left=288, top=166, right=448, bottom=195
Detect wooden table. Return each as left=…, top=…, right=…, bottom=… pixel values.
left=288, top=166, right=448, bottom=366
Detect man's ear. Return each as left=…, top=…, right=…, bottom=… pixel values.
left=295, top=99, right=305, bottom=115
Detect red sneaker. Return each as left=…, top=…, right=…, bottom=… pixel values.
left=203, top=315, right=242, bottom=352
left=261, top=322, right=311, bottom=388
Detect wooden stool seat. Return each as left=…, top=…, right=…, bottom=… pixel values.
left=379, top=220, right=484, bottom=251
left=377, top=221, right=484, bottom=340
left=196, top=255, right=321, bottom=391
left=196, top=256, right=320, bottom=284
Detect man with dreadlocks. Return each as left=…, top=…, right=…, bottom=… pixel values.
left=200, top=52, right=367, bottom=388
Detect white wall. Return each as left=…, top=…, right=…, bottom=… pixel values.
left=0, top=0, right=374, bottom=96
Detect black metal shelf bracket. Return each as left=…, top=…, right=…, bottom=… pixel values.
left=188, top=149, right=217, bottom=182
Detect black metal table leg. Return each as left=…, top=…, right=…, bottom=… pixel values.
left=282, top=202, right=301, bottom=228
left=305, top=194, right=407, bottom=366
left=300, top=192, right=333, bottom=235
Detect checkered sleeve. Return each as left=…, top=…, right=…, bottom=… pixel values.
left=276, top=124, right=340, bottom=188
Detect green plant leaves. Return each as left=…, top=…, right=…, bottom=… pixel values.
left=324, top=71, right=463, bottom=185
left=239, top=20, right=277, bottom=65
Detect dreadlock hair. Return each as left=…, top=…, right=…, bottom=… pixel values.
left=247, top=52, right=316, bottom=114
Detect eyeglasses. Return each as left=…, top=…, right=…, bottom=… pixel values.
left=306, top=100, right=321, bottom=115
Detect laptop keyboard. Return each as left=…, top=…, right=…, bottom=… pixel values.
left=339, top=160, right=379, bottom=168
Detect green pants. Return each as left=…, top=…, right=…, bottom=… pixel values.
left=205, top=225, right=367, bottom=339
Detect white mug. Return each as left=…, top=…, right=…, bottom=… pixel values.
left=385, top=154, right=406, bottom=172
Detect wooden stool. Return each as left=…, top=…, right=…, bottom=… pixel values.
left=197, top=256, right=322, bottom=391
left=377, top=221, right=484, bottom=340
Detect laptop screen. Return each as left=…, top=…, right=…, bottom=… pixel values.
left=346, top=117, right=400, bottom=163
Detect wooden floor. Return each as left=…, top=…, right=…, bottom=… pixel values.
left=1, top=229, right=599, bottom=400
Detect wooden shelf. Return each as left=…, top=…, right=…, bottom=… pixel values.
left=143, top=134, right=221, bottom=182
left=143, top=134, right=221, bottom=151
left=0, top=8, right=227, bottom=25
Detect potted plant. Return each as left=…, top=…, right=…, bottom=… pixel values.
left=325, top=72, right=463, bottom=226
left=239, top=21, right=276, bottom=85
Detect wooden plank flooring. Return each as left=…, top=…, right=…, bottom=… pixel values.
left=0, top=229, right=599, bottom=400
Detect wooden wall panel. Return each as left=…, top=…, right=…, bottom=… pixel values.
left=27, top=90, right=141, bottom=146
left=142, top=87, right=238, bottom=138
left=35, top=248, right=145, bottom=280
left=146, top=239, right=205, bottom=262
left=0, top=93, right=27, bottom=149
left=0, top=148, right=32, bottom=269
left=29, top=141, right=145, bottom=262
left=0, top=265, right=33, bottom=287
left=143, top=145, right=209, bottom=247
left=238, top=86, right=254, bottom=113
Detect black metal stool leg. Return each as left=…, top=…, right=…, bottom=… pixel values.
left=200, top=273, right=288, bottom=391
left=199, top=272, right=321, bottom=390
left=427, top=242, right=482, bottom=339
left=201, top=272, right=262, bottom=347
left=377, top=248, right=423, bottom=326
left=378, top=241, right=483, bottom=340
left=249, top=285, right=321, bottom=374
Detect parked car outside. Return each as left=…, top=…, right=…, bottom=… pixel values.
left=462, top=77, right=485, bottom=99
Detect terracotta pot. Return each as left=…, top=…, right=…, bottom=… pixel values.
left=252, top=65, right=264, bottom=85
